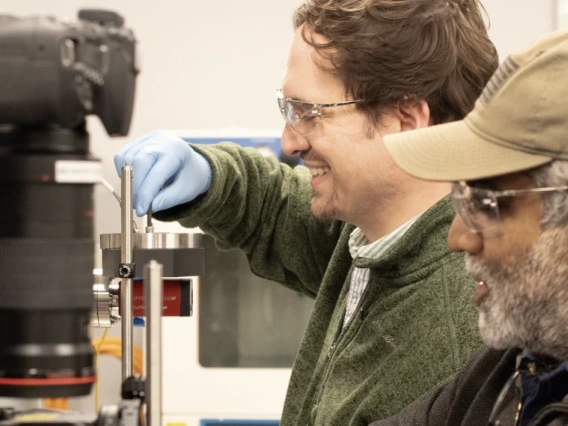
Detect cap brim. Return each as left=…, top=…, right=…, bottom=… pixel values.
left=384, top=120, right=552, bottom=181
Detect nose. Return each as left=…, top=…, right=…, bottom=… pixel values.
left=281, top=124, right=310, bottom=156
left=448, top=215, right=484, bottom=255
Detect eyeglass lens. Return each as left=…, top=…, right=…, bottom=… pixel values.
left=284, top=101, right=319, bottom=136
left=276, top=90, right=320, bottom=136
left=451, top=184, right=501, bottom=236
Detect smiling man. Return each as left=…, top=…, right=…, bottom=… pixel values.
left=114, top=1, right=498, bottom=424
left=373, top=29, right=568, bottom=426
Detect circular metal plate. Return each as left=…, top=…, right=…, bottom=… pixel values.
left=100, top=232, right=202, bottom=250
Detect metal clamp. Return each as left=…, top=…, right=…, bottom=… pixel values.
left=92, top=276, right=120, bottom=328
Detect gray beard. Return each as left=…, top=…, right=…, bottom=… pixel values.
left=465, top=227, right=568, bottom=361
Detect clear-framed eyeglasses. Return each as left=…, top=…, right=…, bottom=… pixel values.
left=276, top=88, right=364, bottom=136
left=451, top=181, right=568, bottom=237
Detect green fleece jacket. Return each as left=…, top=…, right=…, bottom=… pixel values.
left=155, top=142, right=482, bottom=426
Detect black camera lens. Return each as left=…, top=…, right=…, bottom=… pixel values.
left=0, top=127, right=96, bottom=398
left=0, top=9, right=137, bottom=398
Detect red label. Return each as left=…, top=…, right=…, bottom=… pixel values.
left=118, top=279, right=191, bottom=317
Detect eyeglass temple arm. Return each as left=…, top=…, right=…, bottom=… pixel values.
left=493, top=185, right=568, bottom=198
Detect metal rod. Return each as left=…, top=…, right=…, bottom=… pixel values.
left=144, top=260, right=163, bottom=426
left=146, top=205, right=154, bottom=233
left=121, top=165, right=134, bottom=380
left=100, top=178, right=139, bottom=233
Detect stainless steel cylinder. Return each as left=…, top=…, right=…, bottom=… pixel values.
left=121, top=165, right=134, bottom=380
left=144, top=260, right=163, bottom=426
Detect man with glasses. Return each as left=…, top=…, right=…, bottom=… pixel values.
left=371, top=30, right=568, bottom=426
left=114, top=0, right=498, bottom=424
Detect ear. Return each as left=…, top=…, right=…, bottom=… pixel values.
left=393, top=100, right=431, bottom=132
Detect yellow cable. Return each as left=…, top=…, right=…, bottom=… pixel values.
left=43, top=398, right=68, bottom=410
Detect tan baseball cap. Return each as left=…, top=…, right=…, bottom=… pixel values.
left=384, top=30, right=568, bottom=182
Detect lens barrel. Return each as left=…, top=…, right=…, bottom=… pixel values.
left=0, top=127, right=96, bottom=398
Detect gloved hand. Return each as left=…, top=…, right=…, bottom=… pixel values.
left=114, top=130, right=212, bottom=217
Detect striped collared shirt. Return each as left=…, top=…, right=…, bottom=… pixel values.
left=343, top=215, right=422, bottom=326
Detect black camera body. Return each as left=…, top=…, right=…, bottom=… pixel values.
left=0, top=9, right=137, bottom=136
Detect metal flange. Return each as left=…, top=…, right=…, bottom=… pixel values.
left=100, top=232, right=205, bottom=279
left=100, top=232, right=202, bottom=250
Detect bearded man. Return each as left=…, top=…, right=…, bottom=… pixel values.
left=370, top=30, right=568, bottom=426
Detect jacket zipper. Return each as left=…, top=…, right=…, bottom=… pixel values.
left=309, top=282, right=373, bottom=425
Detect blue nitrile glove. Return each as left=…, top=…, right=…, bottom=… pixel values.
left=114, top=130, right=212, bottom=217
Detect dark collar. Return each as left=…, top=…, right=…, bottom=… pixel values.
left=517, top=351, right=568, bottom=426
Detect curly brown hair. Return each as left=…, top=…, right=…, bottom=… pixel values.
left=293, top=0, right=498, bottom=126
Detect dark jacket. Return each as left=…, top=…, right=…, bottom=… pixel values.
left=370, top=346, right=568, bottom=426
left=155, top=142, right=482, bottom=426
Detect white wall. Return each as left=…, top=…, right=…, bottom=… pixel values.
left=484, top=0, right=556, bottom=60
left=0, top=0, right=559, bottom=416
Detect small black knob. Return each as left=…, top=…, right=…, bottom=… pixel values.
left=119, top=265, right=131, bottom=277
left=118, top=263, right=135, bottom=278
left=121, top=376, right=145, bottom=401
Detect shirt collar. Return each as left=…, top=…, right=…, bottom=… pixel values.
left=348, top=214, right=422, bottom=261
